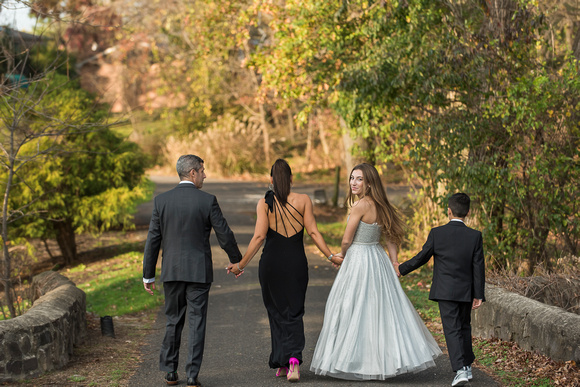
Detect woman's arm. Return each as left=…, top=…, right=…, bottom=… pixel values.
left=302, top=195, right=341, bottom=264
left=385, top=240, right=400, bottom=275
left=229, top=199, right=268, bottom=275
left=385, top=240, right=399, bottom=264
left=340, top=201, right=366, bottom=256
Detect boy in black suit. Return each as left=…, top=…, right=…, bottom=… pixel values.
left=399, top=193, right=485, bottom=387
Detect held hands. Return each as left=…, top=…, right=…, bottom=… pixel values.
left=226, top=262, right=244, bottom=278
left=392, top=262, right=401, bottom=277
left=329, top=253, right=344, bottom=269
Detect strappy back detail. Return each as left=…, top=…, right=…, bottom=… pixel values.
left=265, top=190, right=304, bottom=238
left=259, top=192, right=308, bottom=369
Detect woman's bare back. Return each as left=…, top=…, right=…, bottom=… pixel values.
left=267, top=192, right=306, bottom=237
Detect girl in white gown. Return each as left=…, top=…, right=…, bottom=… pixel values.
left=310, top=163, right=442, bottom=380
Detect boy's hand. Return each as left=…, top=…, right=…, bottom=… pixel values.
left=472, top=299, right=482, bottom=309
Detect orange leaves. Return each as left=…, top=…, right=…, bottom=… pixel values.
left=474, top=337, right=580, bottom=386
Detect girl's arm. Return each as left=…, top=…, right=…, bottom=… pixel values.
left=385, top=240, right=399, bottom=265
left=230, top=199, right=268, bottom=274
left=303, top=195, right=341, bottom=264
left=340, top=201, right=366, bottom=256
left=385, top=240, right=400, bottom=275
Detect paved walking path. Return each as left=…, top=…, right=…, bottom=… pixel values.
left=128, top=178, right=499, bottom=387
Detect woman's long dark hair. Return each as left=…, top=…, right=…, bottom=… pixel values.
left=271, top=159, right=292, bottom=206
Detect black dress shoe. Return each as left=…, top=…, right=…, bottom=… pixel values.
left=165, top=372, right=178, bottom=385
left=187, top=377, right=202, bottom=387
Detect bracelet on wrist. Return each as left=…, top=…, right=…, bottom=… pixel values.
left=237, top=263, right=244, bottom=272
left=327, top=254, right=334, bottom=261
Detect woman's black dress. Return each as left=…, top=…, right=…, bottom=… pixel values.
left=259, top=191, right=309, bottom=368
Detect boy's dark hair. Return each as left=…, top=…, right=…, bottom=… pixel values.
left=448, top=193, right=470, bottom=218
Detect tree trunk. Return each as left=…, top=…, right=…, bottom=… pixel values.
left=339, top=116, right=368, bottom=173
left=489, top=205, right=507, bottom=270
left=563, top=231, right=578, bottom=257
left=43, top=238, right=57, bottom=263
left=571, top=22, right=580, bottom=61
left=286, top=108, right=295, bottom=142
left=247, top=60, right=271, bottom=168
left=1, top=247, right=16, bottom=319
left=55, top=220, right=78, bottom=266
left=522, top=218, right=550, bottom=275
left=484, top=0, right=517, bottom=43
left=0, top=297, right=7, bottom=319
left=340, top=117, right=355, bottom=175
left=2, top=166, right=16, bottom=318
left=306, top=115, right=314, bottom=165
left=317, top=109, right=330, bottom=159
left=273, top=111, right=282, bottom=134
left=258, top=103, right=271, bottom=167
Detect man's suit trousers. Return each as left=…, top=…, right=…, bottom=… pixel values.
left=160, top=281, right=211, bottom=380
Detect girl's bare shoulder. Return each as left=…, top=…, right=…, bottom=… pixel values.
left=353, top=197, right=373, bottom=210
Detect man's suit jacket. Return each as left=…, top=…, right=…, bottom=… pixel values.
left=399, top=221, right=485, bottom=303
left=143, top=183, right=242, bottom=283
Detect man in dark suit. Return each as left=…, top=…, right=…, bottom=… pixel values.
left=143, top=154, right=242, bottom=387
left=399, top=193, right=485, bottom=387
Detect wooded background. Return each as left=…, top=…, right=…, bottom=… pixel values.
left=1, top=1, right=579, bottom=317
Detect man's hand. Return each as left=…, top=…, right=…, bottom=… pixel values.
left=144, top=281, right=156, bottom=296
left=226, top=263, right=244, bottom=278
left=472, top=298, right=483, bottom=309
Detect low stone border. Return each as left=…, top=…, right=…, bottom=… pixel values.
left=0, top=271, right=87, bottom=383
left=473, top=284, right=580, bottom=362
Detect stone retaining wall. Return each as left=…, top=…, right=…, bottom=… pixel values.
left=0, top=271, right=86, bottom=383
left=473, top=284, right=580, bottom=362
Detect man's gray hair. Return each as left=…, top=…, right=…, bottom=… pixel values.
left=176, top=155, right=204, bottom=180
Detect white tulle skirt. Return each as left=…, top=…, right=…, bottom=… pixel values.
left=310, top=242, right=442, bottom=380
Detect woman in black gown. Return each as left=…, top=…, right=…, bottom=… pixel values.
left=229, top=159, right=341, bottom=382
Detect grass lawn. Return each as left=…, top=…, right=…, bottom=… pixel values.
left=66, top=251, right=164, bottom=317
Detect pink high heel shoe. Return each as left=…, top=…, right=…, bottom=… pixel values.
left=276, top=367, right=288, bottom=377
left=287, top=357, right=300, bottom=382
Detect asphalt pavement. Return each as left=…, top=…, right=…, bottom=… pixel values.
left=128, top=177, right=499, bottom=387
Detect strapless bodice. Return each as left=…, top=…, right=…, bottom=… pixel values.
left=352, top=221, right=381, bottom=244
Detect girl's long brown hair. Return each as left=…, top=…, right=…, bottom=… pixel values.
left=345, top=163, right=405, bottom=246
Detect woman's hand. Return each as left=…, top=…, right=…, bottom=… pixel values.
left=392, top=261, right=400, bottom=277
left=226, top=263, right=244, bottom=278
left=330, top=253, right=344, bottom=268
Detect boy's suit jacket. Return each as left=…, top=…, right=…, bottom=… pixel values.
left=142, top=183, right=241, bottom=284
left=399, top=221, right=485, bottom=303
